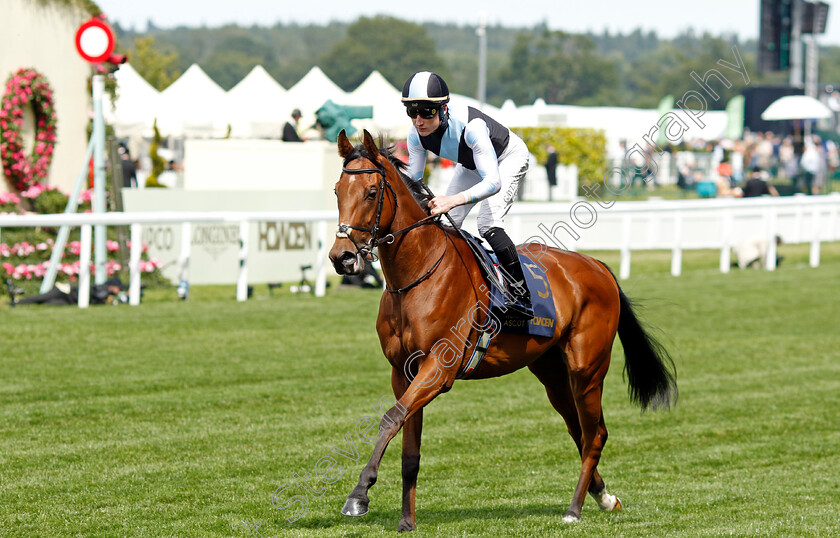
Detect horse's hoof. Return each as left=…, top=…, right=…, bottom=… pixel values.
left=592, top=491, right=621, bottom=511
left=397, top=520, right=416, bottom=532
left=562, top=512, right=581, bottom=523
left=341, top=497, right=369, bottom=517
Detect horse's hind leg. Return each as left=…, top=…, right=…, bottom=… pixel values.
left=529, top=348, right=620, bottom=522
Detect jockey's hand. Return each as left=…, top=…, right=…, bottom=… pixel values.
left=428, top=194, right=463, bottom=216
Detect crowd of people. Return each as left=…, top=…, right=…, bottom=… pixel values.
left=676, top=131, right=837, bottom=198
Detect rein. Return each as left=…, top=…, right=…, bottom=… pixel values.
left=338, top=159, right=448, bottom=293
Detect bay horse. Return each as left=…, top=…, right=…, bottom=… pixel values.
left=328, top=130, right=677, bottom=532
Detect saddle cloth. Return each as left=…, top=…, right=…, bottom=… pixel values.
left=459, top=231, right=557, bottom=338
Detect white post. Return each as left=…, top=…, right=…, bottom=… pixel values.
left=476, top=11, right=487, bottom=109
left=128, top=223, right=142, bottom=306
left=810, top=206, right=821, bottom=268
left=765, top=208, right=777, bottom=271
left=78, top=224, right=92, bottom=309
left=671, top=211, right=682, bottom=277
left=619, top=215, right=631, bottom=280
left=315, top=220, right=328, bottom=297
left=720, top=210, right=732, bottom=273
left=92, top=75, right=107, bottom=285
left=236, top=220, right=250, bottom=302
left=177, top=222, right=191, bottom=299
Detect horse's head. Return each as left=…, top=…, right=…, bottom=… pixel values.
left=329, top=130, right=397, bottom=275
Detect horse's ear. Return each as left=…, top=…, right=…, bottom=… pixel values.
left=362, top=130, right=379, bottom=164
left=337, top=129, right=353, bottom=158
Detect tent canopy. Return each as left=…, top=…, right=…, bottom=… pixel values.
left=761, top=95, right=832, bottom=121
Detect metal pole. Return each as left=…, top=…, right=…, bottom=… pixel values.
left=476, top=11, right=487, bottom=110
left=39, top=138, right=94, bottom=293
left=790, top=0, right=804, bottom=88
left=92, top=74, right=107, bottom=284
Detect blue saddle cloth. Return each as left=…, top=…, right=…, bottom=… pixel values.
left=460, top=231, right=557, bottom=338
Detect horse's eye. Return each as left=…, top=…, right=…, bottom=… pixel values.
left=366, top=188, right=377, bottom=200
left=333, top=188, right=337, bottom=197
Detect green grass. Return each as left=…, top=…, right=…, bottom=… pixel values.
left=2, top=243, right=839, bottom=536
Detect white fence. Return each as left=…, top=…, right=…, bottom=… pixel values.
left=2, top=194, right=839, bottom=307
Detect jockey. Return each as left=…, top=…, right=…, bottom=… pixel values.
left=402, top=71, right=533, bottom=318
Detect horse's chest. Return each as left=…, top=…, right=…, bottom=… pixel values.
left=378, top=307, right=421, bottom=365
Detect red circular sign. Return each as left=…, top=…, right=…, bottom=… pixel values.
left=75, top=18, right=115, bottom=64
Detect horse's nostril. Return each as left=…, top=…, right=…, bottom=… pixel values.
left=340, top=252, right=356, bottom=264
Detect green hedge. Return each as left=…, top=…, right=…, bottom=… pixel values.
left=35, top=0, right=102, bottom=17
left=511, top=127, right=607, bottom=187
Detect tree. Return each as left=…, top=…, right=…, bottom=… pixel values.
left=132, top=36, right=180, bottom=91
left=319, top=16, right=448, bottom=91
left=502, top=30, right=620, bottom=106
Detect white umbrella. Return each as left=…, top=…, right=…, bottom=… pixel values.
left=761, top=95, right=832, bottom=120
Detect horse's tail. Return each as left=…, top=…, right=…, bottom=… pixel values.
left=616, top=287, right=678, bottom=410
left=607, top=273, right=678, bottom=411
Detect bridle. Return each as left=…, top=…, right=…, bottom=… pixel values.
left=337, top=157, right=449, bottom=293
left=336, top=162, right=396, bottom=260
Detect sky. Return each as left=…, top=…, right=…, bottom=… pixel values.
left=94, top=0, right=840, bottom=46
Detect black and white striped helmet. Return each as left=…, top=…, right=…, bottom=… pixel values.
left=401, top=71, right=450, bottom=105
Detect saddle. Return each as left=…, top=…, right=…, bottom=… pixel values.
left=453, top=231, right=558, bottom=379
left=457, top=230, right=558, bottom=338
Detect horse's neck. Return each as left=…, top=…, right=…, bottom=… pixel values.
left=377, top=180, right=447, bottom=290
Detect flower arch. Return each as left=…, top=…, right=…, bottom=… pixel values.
left=0, top=68, right=58, bottom=192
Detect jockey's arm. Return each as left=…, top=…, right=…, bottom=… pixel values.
left=406, top=129, right=427, bottom=182
left=459, top=119, right=501, bottom=204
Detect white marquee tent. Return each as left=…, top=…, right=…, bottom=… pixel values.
left=105, top=62, right=161, bottom=137
left=225, top=65, right=287, bottom=138
left=345, top=70, right=404, bottom=135
left=158, top=64, right=228, bottom=138
left=109, top=63, right=730, bottom=148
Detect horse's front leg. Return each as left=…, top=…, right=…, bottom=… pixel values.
left=341, top=360, right=443, bottom=527
left=398, top=407, right=423, bottom=532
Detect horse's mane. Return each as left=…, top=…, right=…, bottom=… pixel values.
left=343, top=140, right=431, bottom=213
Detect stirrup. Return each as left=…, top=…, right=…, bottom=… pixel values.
left=504, top=300, right=534, bottom=319
left=502, top=279, right=533, bottom=319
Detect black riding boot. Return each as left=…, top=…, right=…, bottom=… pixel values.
left=483, top=227, right=533, bottom=318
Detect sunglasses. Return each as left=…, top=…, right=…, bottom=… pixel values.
left=406, top=105, right=440, bottom=119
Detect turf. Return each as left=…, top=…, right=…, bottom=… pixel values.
left=1, top=243, right=839, bottom=537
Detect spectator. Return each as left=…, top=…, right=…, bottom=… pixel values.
left=119, top=145, right=137, bottom=188
left=545, top=145, right=558, bottom=201
left=157, top=160, right=180, bottom=188
left=778, top=136, right=797, bottom=182
left=733, top=236, right=783, bottom=269
left=741, top=166, right=779, bottom=198
left=799, top=139, right=821, bottom=195
left=9, top=277, right=127, bottom=306
left=282, top=109, right=304, bottom=142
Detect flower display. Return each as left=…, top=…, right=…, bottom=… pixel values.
left=0, top=68, right=58, bottom=191
left=0, top=190, right=21, bottom=213
left=2, top=237, right=162, bottom=283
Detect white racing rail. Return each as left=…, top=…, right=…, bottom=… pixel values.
left=2, top=194, right=839, bottom=307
